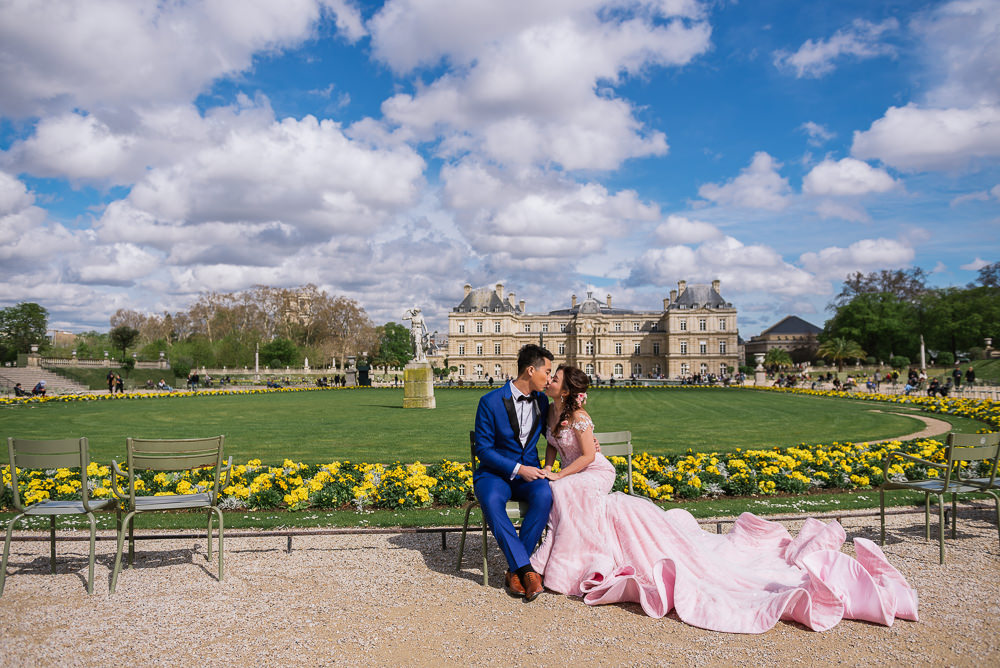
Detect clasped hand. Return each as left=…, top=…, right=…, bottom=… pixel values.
left=518, top=465, right=562, bottom=481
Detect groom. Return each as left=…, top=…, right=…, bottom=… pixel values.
left=473, top=343, right=554, bottom=601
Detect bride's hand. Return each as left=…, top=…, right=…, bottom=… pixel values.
left=546, top=470, right=563, bottom=481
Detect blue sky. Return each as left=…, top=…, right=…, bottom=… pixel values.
left=0, top=0, right=997, bottom=337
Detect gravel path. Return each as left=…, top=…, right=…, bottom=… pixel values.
left=1, top=508, right=998, bottom=667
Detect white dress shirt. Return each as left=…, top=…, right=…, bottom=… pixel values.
left=508, top=382, right=537, bottom=479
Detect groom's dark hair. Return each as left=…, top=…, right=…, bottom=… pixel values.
left=517, top=344, right=554, bottom=375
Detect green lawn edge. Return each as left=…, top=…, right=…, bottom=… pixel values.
left=3, top=489, right=982, bottom=532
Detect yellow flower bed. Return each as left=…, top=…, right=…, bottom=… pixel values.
left=3, top=387, right=994, bottom=510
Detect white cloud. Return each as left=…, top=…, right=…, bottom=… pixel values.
left=960, top=257, right=990, bottom=271
left=372, top=1, right=711, bottom=170
left=697, top=152, right=791, bottom=211
left=324, top=0, right=367, bottom=43
left=916, top=0, right=1000, bottom=108
left=800, top=121, right=836, bottom=147
left=950, top=190, right=991, bottom=206
left=799, top=238, right=915, bottom=280
left=992, top=184, right=1000, bottom=199
left=628, top=235, right=822, bottom=296
left=815, top=200, right=870, bottom=223
left=653, top=215, right=722, bottom=244
left=773, top=18, right=898, bottom=78
left=802, top=157, right=899, bottom=196
left=0, top=0, right=335, bottom=117
left=442, top=160, right=660, bottom=264
left=851, top=103, right=1000, bottom=172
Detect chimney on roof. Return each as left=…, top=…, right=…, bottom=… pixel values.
left=606, top=294, right=612, bottom=308
left=663, top=297, right=669, bottom=310
left=495, top=283, right=504, bottom=300
left=669, top=289, right=677, bottom=302
left=464, top=283, right=472, bottom=297
left=571, top=294, right=577, bottom=308
left=712, top=279, right=720, bottom=293
left=519, top=299, right=525, bottom=313
left=677, top=280, right=687, bottom=296
left=508, top=291, right=515, bottom=306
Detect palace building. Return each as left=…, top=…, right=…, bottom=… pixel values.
left=447, top=280, right=739, bottom=381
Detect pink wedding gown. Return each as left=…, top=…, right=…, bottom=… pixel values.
left=529, top=417, right=919, bottom=634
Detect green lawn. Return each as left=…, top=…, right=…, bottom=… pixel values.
left=1, top=387, right=981, bottom=465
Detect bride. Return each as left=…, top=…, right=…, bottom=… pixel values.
left=530, top=364, right=918, bottom=633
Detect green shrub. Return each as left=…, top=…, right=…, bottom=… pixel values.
left=890, top=355, right=910, bottom=369
left=865, top=356, right=877, bottom=365
left=936, top=351, right=954, bottom=366
left=171, top=361, right=191, bottom=380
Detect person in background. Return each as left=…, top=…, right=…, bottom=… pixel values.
left=31, top=380, right=46, bottom=396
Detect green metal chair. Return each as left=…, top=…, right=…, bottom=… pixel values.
left=110, top=436, right=231, bottom=593
left=456, top=430, right=635, bottom=585
left=1, top=437, right=116, bottom=595
left=880, top=432, right=1000, bottom=564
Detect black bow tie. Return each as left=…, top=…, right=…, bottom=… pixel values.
left=515, top=394, right=533, bottom=402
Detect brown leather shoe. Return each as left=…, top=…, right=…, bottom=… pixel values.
left=523, top=571, right=544, bottom=601
left=504, top=571, right=525, bottom=598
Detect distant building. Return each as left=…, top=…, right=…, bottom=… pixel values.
left=47, top=330, right=77, bottom=348
left=447, top=280, right=739, bottom=381
left=744, top=316, right=821, bottom=364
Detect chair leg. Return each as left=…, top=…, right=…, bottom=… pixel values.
left=951, top=493, right=957, bottom=539
left=207, top=510, right=213, bottom=562
left=924, top=494, right=930, bottom=541
left=988, top=491, right=1000, bottom=551
left=456, top=504, right=474, bottom=570
left=128, top=515, right=135, bottom=568
left=937, top=494, right=945, bottom=565
left=111, top=511, right=137, bottom=594
left=879, top=488, right=886, bottom=545
left=86, top=512, right=97, bottom=595
left=1, top=513, right=27, bottom=597
left=481, top=521, right=489, bottom=587
left=213, top=507, right=224, bottom=582
left=50, top=516, right=56, bottom=574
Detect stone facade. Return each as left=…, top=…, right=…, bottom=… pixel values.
left=743, top=315, right=821, bottom=364
left=447, top=280, right=739, bottom=381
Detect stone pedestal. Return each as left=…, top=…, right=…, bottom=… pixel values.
left=403, top=360, right=436, bottom=409
left=345, top=369, right=357, bottom=387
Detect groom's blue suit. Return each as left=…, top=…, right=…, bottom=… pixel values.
left=473, top=382, right=553, bottom=572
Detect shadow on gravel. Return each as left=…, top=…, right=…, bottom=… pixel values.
left=388, top=531, right=510, bottom=590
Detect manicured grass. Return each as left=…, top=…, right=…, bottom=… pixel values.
left=1, top=387, right=981, bottom=465
left=0, top=490, right=957, bottom=531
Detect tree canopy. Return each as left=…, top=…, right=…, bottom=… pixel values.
left=824, top=266, right=999, bottom=362
left=0, top=302, right=48, bottom=362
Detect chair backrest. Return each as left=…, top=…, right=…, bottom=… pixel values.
left=469, top=430, right=477, bottom=473
left=946, top=433, right=1000, bottom=487
left=6, top=437, right=92, bottom=512
left=595, top=430, right=634, bottom=494
left=125, top=436, right=225, bottom=501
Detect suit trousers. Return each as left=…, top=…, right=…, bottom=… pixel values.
left=474, top=470, right=553, bottom=571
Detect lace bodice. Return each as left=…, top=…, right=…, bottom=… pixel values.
left=546, top=416, right=595, bottom=467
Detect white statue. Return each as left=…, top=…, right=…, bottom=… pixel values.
left=403, top=307, right=428, bottom=363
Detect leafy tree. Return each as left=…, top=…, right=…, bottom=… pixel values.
left=373, top=322, right=413, bottom=370
left=109, top=325, right=140, bottom=361
left=832, top=268, right=928, bottom=307
left=823, top=292, right=918, bottom=362
left=972, top=261, right=999, bottom=288
left=0, top=302, right=49, bottom=361
left=816, top=337, right=866, bottom=372
left=260, top=338, right=298, bottom=367
left=763, top=348, right=793, bottom=368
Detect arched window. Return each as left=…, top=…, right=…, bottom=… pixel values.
left=633, top=363, right=642, bottom=375
left=494, top=364, right=502, bottom=377
left=585, top=341, right=594, bottom=355
left=585, top=363, right=594, bottom=375
left=680, top=363, right=689, bottom=376
left=458, top=364, right=466, bottom=376
left=613, top=363, right=623, bottom=376
left=700, top=363, right=708, bottom=375
left=474, top=364, right=484, bottom=377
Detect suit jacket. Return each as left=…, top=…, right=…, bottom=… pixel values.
left=473, top=381, right=549, bottom=481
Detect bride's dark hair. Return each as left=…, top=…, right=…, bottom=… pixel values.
left=555, top=364, right=590, bottom=435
